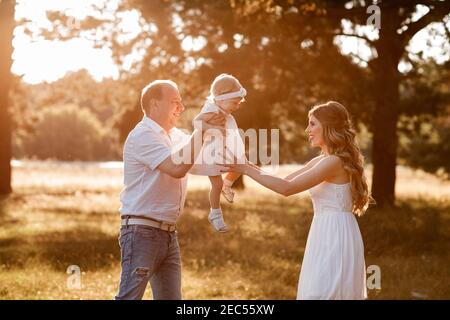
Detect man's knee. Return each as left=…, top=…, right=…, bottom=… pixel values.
left=134, top=267, right=150, bottom=277
left=115, top=266, right=151, bottom=300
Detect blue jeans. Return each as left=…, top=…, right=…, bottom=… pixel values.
left=115, top=225, right=182, bottom=300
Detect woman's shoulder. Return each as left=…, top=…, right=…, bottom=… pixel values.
left=315, top=155, right=343, bottom=170
left=306, top=155, right=326, bottom=166
left=321, top=154, right=342, bottom=164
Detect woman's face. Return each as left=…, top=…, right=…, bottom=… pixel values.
left=305, top=114, right=325, bottom=148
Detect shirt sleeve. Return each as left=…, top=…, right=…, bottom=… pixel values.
left=170, top=128, right=191, bottom=153
left=131, top=131, right=171, bottom=171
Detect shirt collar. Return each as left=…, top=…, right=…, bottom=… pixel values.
left=142, top=116, right=174, bottom=135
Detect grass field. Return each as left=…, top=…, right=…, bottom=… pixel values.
left=0, top=161, right=449, bottom=299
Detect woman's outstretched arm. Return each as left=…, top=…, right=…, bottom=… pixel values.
left=221, top=156, right=342, bottom=197
left=284, top=155, right=324, bottom=181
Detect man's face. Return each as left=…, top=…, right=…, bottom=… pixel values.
left=156, top=85, right=185, bottom=130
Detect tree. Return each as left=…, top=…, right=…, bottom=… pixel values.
left=209, top=0, right=450, bottom=206
left=169, top=0, right=450, bottom=205
left=26, top=0, right=450, bottom=205
left=22, top=104, right=117, bottom=161
left=0, top=0, right=15, bottom=196
left=398, top=60, right=450, bottom=176
left=336, top=0, right=450, bottom=206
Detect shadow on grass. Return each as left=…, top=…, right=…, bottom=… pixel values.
left=180, top=190, right=450, bottom=298
left=0, top=227, right=120, bottom=272
left=0, top=195, right=22, bottom=226
left=0, top=198, right=7, bottom=222
left=1, top=188, right=449, bottom=298
left=359, top=197, right=450, bottom=256
left=178, top=189, right=312, bottom=297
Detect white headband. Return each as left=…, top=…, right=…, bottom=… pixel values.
left=208, top=87, right=247, bottom=101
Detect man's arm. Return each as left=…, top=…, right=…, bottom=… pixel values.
left=156, top=113, right=225, bottom=178
left=156, top=128, right=204, bottom=178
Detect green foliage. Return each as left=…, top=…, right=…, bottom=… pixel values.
left=397, top=60, right=450, bottom=176
left=11, top=70, right=136, bottom=161
left=399, top=116, right=450, bottom=177
left=12, top=1, right=450, bottom=192
left=18, top=104, right=119, bottom=161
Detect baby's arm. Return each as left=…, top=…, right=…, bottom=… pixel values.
left=195, top=112, right=218, bottom=122
left=193, top=111, right=226, bottom=135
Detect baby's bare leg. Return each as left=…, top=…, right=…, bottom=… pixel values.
left=209, top=175, right=223, bottom=209
left=224, top=172, right=241, bottom=185
left=208, top=175, right=229, bottom=232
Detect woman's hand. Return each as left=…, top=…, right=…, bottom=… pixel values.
left=217, top=152, right=251, bottom=175
left=219, top=161, right=249, bottom=175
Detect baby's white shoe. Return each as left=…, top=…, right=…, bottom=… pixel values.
left=208, top=209, right=229, bottom=233
left=222, top=179, right=235, bottom=203
left=221, top=185, right=235, bottom=203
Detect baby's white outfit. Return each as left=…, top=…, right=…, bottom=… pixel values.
left=190, top=99, right=246, bottom=176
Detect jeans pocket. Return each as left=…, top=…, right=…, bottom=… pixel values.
left=136, top=226, right=159, bottom=241
left=119, top=227, right=136, bottom=266
left=118, top=227, right=133, bottom=248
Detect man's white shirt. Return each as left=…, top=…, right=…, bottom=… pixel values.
left=119, top=116, right=189, bottom=224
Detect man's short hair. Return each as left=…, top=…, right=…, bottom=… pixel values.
left=140, top=80, right=178, bottom=114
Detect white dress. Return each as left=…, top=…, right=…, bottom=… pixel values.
left=190, top=100, right=245, bottom=176
left=297, top=181, right=367, bottom=300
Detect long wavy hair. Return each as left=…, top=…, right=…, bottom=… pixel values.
left=309, top=101, right=374, bottom=215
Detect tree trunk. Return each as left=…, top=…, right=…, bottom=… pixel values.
left=370, top=10, right=403, bottom=208
left=116, top=96, right=142, bottom=144
left=0, top=0, right=15, bottom=196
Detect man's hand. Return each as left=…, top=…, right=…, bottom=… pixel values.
left=156, top=111, right=227, bottom=179
left=216, top=150, right=250, bottom=175
left=193, top=112, right=226, bottom=135
left=207, top=112, right=226, bottom=126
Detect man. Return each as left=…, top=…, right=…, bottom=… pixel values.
left=115, top=80, right=225, bottom=300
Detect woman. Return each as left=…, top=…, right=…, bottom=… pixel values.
left=221, top=101, right=373, bottom=299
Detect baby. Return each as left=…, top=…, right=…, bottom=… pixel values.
left=190, top=74, right=247, bottom=232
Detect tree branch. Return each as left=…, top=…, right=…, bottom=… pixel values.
left=346, top=52, right=370, bottom=65
left=443, top=17, right=450, bottom=41
left=335, top=32, right=375, bottom=45
left=400, top=1, right=450, bottom=46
